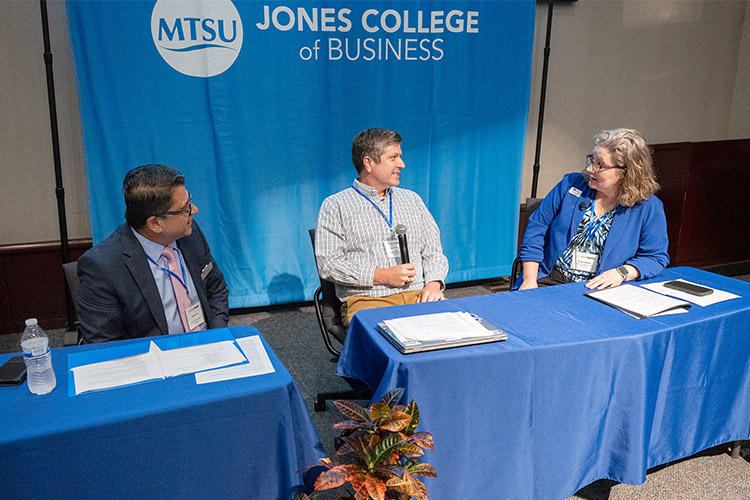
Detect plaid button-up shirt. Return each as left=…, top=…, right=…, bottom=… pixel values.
left=315, top=179, right=448, bottom=301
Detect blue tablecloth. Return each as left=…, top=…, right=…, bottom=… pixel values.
left=0, top=326, right=324, bottom=500
left=338, top=267, right=750, bottom=500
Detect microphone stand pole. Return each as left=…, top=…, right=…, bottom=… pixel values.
left=530, top=0, right=555, bottom=198
left=40, top=0, right=74, bottom=329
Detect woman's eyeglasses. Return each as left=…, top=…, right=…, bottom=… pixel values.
left=586, top=154, right=626, bottom=173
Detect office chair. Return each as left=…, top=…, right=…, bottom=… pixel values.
left=509, top=197, right=544, bottom=290
left=308, top=229, right=372, bottom=411
left=62, top=261, right=82, bottom=346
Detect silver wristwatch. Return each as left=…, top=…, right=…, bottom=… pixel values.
left=616, top=265, right=629, bottom=280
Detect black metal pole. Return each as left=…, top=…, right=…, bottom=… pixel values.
left=530, top=0, right=555, bottom=198
left=40, top=0, right=75, bottom=329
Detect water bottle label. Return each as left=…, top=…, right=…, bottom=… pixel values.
left=21, top=338, right=49, bottom=357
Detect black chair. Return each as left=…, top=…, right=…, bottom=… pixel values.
left=308, top=229, right=372, bottom=411
left=62, top=261, right=82, bottom=346
left=509, top=197, right=544, bottom=290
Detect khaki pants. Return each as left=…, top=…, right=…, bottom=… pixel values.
left=341, top=289, right=423, bottom=327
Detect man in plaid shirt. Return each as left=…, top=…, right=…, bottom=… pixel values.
left=315, top=128, right=449, bottom=327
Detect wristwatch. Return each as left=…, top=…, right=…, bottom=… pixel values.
left=616, top=265, right=629, bottom=280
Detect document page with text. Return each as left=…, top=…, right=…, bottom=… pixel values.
left=586, top=284, right=691, bottom=319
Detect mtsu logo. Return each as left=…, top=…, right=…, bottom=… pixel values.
left=151, top=0, right=243, bottom=78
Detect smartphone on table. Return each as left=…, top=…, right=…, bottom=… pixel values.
left=663, top=280, right=713, bottom=297
left=0, top=356, right=27, bottom=386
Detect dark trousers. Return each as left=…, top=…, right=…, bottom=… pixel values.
left=537, top=268, right=575, bottom=287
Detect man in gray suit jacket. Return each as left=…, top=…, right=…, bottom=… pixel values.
left=76, top=164, right=229, bottom=343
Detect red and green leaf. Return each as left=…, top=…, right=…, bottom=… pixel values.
left=333, top=400, right=371, bottom=421
left=351, top=475, right=369, bottom=500
left=336, top=441, right=354, bottom=456
left=404, top=401, right=420, bottom=434
left=369, top=402, right=391, bottom=422
left=314, top=464, right=360, bottom=490
left=333, top=419, right=365, bottom=430
left=399, top=443, right=424, bottom=457
left=412, top=477, right=428, bottom=500
left=409, top=432, right=434, bottom=451
left=406, top=462, right=437, bottom=478
left=379, top=411, right=411, bottom=432
left=379, top=388, right=405, bottom=406
left=368, top=433, right=409, bottom=468
left=385, top=469, right=419, bottom=495
left=364, top=476, right=387, bottom=500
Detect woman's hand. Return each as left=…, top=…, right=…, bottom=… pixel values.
left=519, top=261, right=540, bottom=290
left=518, top=279, right=538, bottom=290
left=586, top=268, right=625, bottom=290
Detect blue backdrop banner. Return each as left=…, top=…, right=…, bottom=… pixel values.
left=67, top=0, right=535, bottom=308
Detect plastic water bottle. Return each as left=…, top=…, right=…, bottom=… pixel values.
left=20, top=318, right=57, bottom=395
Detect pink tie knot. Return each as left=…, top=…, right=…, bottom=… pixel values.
left=161, top=246, right=176, bottom=263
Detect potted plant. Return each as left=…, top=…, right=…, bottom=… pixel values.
left=296, top=387, right=436, bottom=500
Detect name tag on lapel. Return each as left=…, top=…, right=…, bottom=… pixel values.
left=568, top=187, right=582, bottom=197
left=200, top=261, right=213, bottom=280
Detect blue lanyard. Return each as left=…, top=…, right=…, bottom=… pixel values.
left=148, top=250, right=190, bottom=295
left=353, top=186, right=393, bottom=231
left=586, top=202, right=610, bottom=241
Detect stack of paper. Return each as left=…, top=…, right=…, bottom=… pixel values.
left=384, top=312, right=497, bottom=343
left=378, top=312, right=507, bottom=354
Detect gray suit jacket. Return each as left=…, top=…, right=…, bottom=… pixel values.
left=76, top=221, right=229, bottom=343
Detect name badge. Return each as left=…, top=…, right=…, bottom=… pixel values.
left=383, top=235, right=400, bottom=260
left=200, top=261, right=214, bottom=280
left=186, top=300, right=205, bottom=331
left=573, top=249, right=598, bottom=273
left=568, top=187, right=582, bottom=197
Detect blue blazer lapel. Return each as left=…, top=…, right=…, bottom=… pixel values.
left=568, top=188, right=594, bottom=241
left=119, top=225, right=169, bottom=335
left=601, top=205, right=631, bottom=268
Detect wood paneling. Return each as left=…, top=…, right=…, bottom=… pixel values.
left=0, top=240, right=91, bottom=335
left=652, top=139, right=750, bottom=271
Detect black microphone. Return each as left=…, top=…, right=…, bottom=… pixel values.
left=579, top=202, right=587, bottom=211
left=394, top=224, right=410, bottom=264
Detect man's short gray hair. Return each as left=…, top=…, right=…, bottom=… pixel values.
left=352, top=128, right=402, bottom=174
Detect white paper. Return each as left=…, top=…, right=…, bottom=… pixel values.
left=587, top=284, right=691, bottom=318
left=642, top=279, right=740, bottom=307
left=71, top=342, right=165, bottom=395
left=384, top=312, right=494, bottom=343
left=195, top=335, right=275, bottom=384
left=159, top=340, right=247, bottom=378
left=71, top=340, right=248, bottom=395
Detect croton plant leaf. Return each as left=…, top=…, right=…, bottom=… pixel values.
left=312, top=389, right=434, bottom=500
left=379, top=387, right=405, bottom=406
left=334, top=400, right=371, bottom=422
left=315, top=464, right=361, bottom=490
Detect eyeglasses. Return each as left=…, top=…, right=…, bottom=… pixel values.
left=161, top=194, right=192, bottom=217
left=586, top=154, right=626, bottom=173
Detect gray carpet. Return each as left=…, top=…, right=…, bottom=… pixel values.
left=2, top=279, right=748, bottom=499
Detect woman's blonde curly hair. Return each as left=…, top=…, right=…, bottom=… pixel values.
left=583, top=128, right=660, bottom=207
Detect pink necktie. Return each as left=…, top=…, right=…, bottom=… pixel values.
left=161, top=246, right=194, bottom=332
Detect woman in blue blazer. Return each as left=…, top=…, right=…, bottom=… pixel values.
left=517, top=128, right=669, bottom=290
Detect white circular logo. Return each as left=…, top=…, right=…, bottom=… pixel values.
left=151, top=0, right=243, bottom=78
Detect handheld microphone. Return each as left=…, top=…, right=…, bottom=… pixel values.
left=579, top=202, right=587, bottom=211
left=394, top=224, right=410, bottom=264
